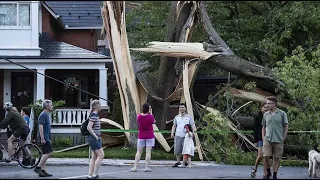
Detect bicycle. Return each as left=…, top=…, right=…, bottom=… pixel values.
left=0, top=132, right=42, bottom=169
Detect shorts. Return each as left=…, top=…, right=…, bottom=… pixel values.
left=174, top=136, right=185, bottom=155
left=41, top=141, right=53, bottom=154
left=88, top=134, right=102, bottom=151
left=137, top=138, right=155, bottom=147
left=12, top=126, right=30, bottom=141
left=263, top=138, right=283, bottom=158
left=257, top=141, right=263, bottom=148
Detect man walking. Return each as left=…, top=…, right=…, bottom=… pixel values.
left=170, top=103, right=196, bottom=167
left=34, top=99, right=53, bottom=177
left=262, top=96, right=289, bottom=179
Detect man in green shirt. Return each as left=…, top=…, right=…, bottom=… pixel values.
left=0, top=102, right=30, bottom=162
left=262, top=96, right=289, bottom=179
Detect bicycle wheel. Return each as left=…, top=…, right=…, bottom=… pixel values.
left=16, top=143, right=42, bottom=169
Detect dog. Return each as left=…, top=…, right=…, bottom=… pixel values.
left=308, top=149, right=320, bottom=177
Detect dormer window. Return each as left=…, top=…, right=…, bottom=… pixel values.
left=0, top=2, right=30, bottom=27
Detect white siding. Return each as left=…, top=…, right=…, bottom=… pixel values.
left=0, top=29, right=32, bottom=47
left=0, top=1, right=40, bottom=56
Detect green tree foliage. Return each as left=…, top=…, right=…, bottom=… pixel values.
left=126, top=1, right=320, bottom=75
left=125, top=1, right=320, bottom=162
left=206, top=1, right=320, bottom=68
left=274, top=46, right=320, bottom=147
left=126, top=1, right=170, bottom=73
left=201, top=110, right=255, bottom=164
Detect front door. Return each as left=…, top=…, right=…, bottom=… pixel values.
left=11, top=72, right=34, bottom=111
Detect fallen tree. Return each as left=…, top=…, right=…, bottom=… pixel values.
left=101, top=1, right=294, bottom=161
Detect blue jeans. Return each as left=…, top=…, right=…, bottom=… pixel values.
left=257, top=141, right=263, bottom=147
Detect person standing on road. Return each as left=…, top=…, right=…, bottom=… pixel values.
left=21, top=107, right=32, bottom=144
left=251, top=101, right=268, bottom=178
left=262, top=96, right=289, bottom=179
left=171, top=103, right=196, bottom=167
left=178, top=124, right=195, bottom=168
left=130, top=103, right=155, bottom=172
left=34, top=99, right=53, bottom=177
left=87, top=100, right=104, bottom=179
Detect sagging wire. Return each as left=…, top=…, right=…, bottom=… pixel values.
left=2, top=58, right=114, bottom=104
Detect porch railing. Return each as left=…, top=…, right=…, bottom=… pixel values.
left=51, top=109, right=91, bottom=126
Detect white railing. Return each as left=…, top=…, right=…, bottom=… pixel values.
left=51, top=109, right=91, bottom=126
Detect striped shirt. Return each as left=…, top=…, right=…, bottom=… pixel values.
left=89, top=112, right=101, bottom=136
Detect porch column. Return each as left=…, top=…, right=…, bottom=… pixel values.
left=99, top=68, right=108, bottom=108
left=36, top=69, right=45, bottom=101
left=3, top=70, right=11, bottom=103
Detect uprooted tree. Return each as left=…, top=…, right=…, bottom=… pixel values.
left=101, top=1, right=319, bottom=161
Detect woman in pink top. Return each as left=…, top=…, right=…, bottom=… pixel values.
left=130, top=103, right=155, bottom=172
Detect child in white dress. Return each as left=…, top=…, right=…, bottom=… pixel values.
left=179, top=124, right=195, bottom=168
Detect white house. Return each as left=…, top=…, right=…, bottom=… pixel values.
left=0, top=1, right=112, bottom=141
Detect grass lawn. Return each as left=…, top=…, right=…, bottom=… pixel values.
left=50, top=146, right=307, bottom=167
left=51, top=145, right=191, bottom=160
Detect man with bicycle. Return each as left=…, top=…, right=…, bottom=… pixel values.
left=0, top=102, right=30, bottom=162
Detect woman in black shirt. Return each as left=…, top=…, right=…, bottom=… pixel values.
left=251, top=101, right=268, bottom=178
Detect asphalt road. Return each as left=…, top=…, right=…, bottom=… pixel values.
left=0, top=164, right=313, bottom=179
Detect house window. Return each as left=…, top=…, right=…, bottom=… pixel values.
left=0, top=3, right=30, bottom=27
left=97, top=46, right=110, bottom=57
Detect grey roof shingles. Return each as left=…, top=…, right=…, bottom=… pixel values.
left=39, top=32, right=109, bottom=59
left=45, top=1, right=104, bottom=28
left=0, top=33, right=109, bottom=59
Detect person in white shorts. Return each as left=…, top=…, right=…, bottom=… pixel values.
left=130, top=103, right=155, bottom=172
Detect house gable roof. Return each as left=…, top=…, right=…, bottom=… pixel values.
left=40, top=1, right=65, bottom=29
left=39, top=32, right=109, bottom=59
left=45, top=1, right=104, bottom=29
left=1, top=33, right=109, bottom=59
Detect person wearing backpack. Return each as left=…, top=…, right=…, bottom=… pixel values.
left=87, top=100, right=104, bottom=179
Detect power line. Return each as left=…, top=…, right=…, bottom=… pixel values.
left=3, top=58, right=114, bottom=104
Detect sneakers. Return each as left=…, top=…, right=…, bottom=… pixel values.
left=144, top=168, right=152, bottom=172
left=172, top=162, right=181, bottom=167
left=34, top=167, right=45, bottom=177
left=130, top=167, right=152, bottom=172
left=42, top=170, right=53, bottom=177
left=34, top=167, right=52, bottom=177
left=178, top=164, right=186, bottom=168
left=263, top=171, right=272, bottom=179
left=87, top=175, right=99, bottom=179
left=130, top=167, right=137, bottom=172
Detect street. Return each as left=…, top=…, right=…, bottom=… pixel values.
left=0, top=163, right=312, bottom=179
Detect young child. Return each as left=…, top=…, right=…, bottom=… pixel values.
left=178, top=124, right=195, bottom=168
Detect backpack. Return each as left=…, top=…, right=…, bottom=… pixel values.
left=80, top=114, right=91, bottom=136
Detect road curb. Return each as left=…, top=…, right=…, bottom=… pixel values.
left=0, top=158, right=218, bottom=167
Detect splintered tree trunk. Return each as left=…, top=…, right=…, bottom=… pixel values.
left=130, top=1, right=293, bottom=157
left=101, top=1, right=170, bottom=150
left=148, top=1, right=196, bottom=131
left=101, top=1, right=138, bottom=146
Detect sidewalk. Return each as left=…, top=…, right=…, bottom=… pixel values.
left=0, top=158, right=219, bottom=167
